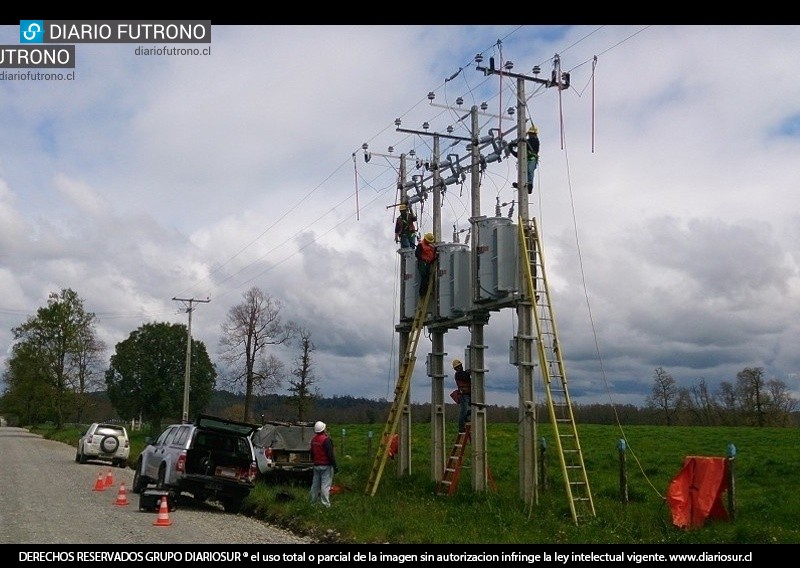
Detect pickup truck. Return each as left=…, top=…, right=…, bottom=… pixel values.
left=131, top=414, right=259, bottom=513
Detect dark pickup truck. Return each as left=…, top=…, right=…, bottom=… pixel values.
left=131, top=414, right=259, bottom=513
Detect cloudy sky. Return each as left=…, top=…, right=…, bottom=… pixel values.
left=1, top=24, right=798, bottom=410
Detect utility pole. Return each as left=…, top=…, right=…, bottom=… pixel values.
left=172, top=296, right=210, bottom=423
left=477, top=55, right=570, bottom=506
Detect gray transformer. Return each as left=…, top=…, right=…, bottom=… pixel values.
left=476, top=217, right=519, bottom=302
left=436, top=242, right=471, bottom=318
left=401, top=247, right=419, bottom=320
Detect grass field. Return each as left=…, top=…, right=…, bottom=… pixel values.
left=40, top=422, right=799, bottom=544
left=247, top=422, right=798, bottom=544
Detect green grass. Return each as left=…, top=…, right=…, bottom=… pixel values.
left=37, top=422, right=799, bottom=544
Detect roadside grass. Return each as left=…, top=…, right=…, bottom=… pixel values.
left=38, top=422, right=799, bottom=543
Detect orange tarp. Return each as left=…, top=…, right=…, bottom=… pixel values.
left=666, top=456, right=729, bottom=529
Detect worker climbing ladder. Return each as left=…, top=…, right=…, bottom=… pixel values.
left=519, top=217, right=596, bottom=523
left=365, top=282, right=434, bottom=497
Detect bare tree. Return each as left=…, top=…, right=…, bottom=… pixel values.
left=645, top=367, right=680, bottom=425
left=219, top=287, right=296, bottom=423
left=766, top=378, right=798, bottom=426
left=715, top=381, right=739, bottom=425
left=685, top=377, right=717, bottom=426
left=287, top=327, right=317, bottom=422
left=736, top=367, right=769, bottom=427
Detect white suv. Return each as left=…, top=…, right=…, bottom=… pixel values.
left=75, top=422, right=130, bottom=468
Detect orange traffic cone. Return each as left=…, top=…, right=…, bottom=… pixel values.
left=114, top=483, right=130, bottom=506
left=153, top=494, right=173, bottom=526
left=92, top=472, right=106, bottom=491
left=105, top=469, right=114, bottom=488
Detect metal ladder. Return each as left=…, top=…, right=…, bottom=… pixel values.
left=519, top=217, right=596, bottom=523
left=364, top=282, right=433, bottom=497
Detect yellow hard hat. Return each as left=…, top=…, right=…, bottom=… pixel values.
left=452, top=359, right=462, bottom=369
left=399, top=203, right=407, bottom=211
left=528, top=125, right=538, bottom=135
left=424, top=232, right=434, bottom=243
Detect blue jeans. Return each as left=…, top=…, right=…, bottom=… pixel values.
left=310, top=465, right=334, bottom=507
left=527, top=156, right=539, bottom=187
left=400, top=234, right=416, bottom=249
left=459, top=394, right=471, bottom=432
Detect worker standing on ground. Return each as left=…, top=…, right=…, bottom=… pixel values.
left=415, top=232, right=437, bottom=298
left=394, top=203, right=418, bottom=249
left=309, top=421, right=338, bottom=508
left=452, top=359, right=471, bottom=433
left=508, top=124, right=540, bottom=194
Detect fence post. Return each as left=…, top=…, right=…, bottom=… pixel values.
left=539, top=437, right=548, bottom=492
left=618, top=438, right=628, bottom=503
left=727, top=442, right=736, bottom=521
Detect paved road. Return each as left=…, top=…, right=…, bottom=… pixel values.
left=0, top=426, right=314, bottom=545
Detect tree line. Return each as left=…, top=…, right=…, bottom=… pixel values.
left=0, top=286, right=317, bottom=430
left=2, top=288, right=797, bottom=431
left=644, top=366, right=798, bottom=427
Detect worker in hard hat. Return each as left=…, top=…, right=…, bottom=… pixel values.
left=452, top=359, right=472, bottom=433
left=394, top=202, right=418, bottom=249
left=508, top=123, right=540, bottom=194
left=415, top=232, right=437, bottom=298
left=309, top=420, right=338, bottom=508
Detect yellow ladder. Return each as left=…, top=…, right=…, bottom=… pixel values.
left=365, top=282, right=433, bottom=496
left=519, top=217, right=596, bottom=523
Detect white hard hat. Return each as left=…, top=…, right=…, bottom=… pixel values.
left=314, top=421, right=326, bottom=433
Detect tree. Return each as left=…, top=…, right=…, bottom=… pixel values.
left=715, top=380, right=740, bottom=425
left=219, top=287, right=296, bottom=423
left=287, top=327, right=317, bottom=422
left=5, top=289, right=104, bottom=427
left=684, top=377, right=717, bottom=426
left=2, top=341, right=51, bottom=425
left=645, top=367, right=680, bottom=425
left=106, top=322, right=215, bottom=431
left=766, top=378, right=798, bottom=426
left=735, top=367, right=769, bottom=427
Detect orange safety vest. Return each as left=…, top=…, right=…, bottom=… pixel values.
left=417, top=240, right=436, bottom=263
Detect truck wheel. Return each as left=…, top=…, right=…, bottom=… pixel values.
left=132, top=461, right=147, bottom=494
left=223, top=497, right=244, bottom=514
left=156, top=465, right=167, bottom=490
